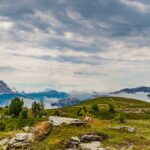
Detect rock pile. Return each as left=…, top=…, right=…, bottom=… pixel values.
left=0, top=133, right=34, bottom=150
left=66, top=132, right=109, bottom=150
left=0, top=121, right=52, bottom=150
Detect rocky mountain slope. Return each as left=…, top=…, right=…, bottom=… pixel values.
left=0, top=81, right=14, bottom=95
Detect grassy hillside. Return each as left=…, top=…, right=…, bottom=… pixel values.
left=1, top=96, right=150, bottom=149
left=33, top=97, right=150, bottom=149
left=46, top=96, right=150, bottom=119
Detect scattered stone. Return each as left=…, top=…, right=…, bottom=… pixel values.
left=84, top=116, right=93, bottom=123
left=0, top=121, right=52, bottom=150
left=65, top=132, right=108, bottom=150
left=12, top=141, right=29, bottom=148
left=80, top=132, right=109, bottom=143
left=3, top=133, right=35, bottom=149
left=113, top=126, right=136, bottom=133
left=71, top=137, right=80, bottom=142
left=15, top=133, right=29, bottom=141
left=79, top=141, right=101, bottom=150
left=80, top=134, right=101, bottom=143
left=66, top=137, right=80, bottom=149
left=8, top=137, right=17, bottom=145
left=0, top=138, right=9, bottom=146
left=23, top=126, right=31, bottom=132
left=49, top=116, right=82, bottom=126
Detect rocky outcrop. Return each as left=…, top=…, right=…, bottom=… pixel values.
left=49, top=116, right=85, bottom=126
left=32, top=121, right=53, bottom=141
left=65, top=132, right=109, bottom=150
left=0, top=121, right=52, bottom=150
left=0, top=133, right=34, bottom=150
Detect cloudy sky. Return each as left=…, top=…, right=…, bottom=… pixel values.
left=0, top=0, right=150, bottom=92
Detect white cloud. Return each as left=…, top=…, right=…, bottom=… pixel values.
left=0, top=0, right=150, bottom=92
left=121, top=0, right=150, bottom=13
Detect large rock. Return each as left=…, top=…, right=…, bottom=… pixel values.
left=0, top=121, right=52, bottom=150
left=66, top=137, right=80, bottom=149
left=80, top=132, right=109, bottom=143
left=0, top=138, right=10, bottom=146
left=23, top=126, right=31, bottom=132
left=32, top=121, right=52, bottom=141
left=49, top=116, right=84, bottom=126
left=113, top=126, right=136, bottom=133
left=65, top=132, right=108, bottom=150
left=79, top=141, right=101, bottom=150
left=84, top=116, right=93, bottom=123
left=0, top=133, right=35, bottom=149
left=8, top=133, right=34, bottom=148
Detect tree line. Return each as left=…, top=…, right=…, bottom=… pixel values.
left=6, top=97, right=47, bottom=118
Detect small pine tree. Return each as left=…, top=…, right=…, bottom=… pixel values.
left=91, top=104, right=99, bottom=112
left=8, top=97, right=24, bottom=117
left=76, top=107, right=88, bottom=116
left=40, top=100, right=45, bottom=110
left=31, top=101, right=38, bottom=116
left=31, top=101, right=45, bottom=117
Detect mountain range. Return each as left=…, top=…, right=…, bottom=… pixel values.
left=0, top=81, right=69, bottom=107
left=110, top=86, right=150, bottom=102
left=112, top=87, right=150, bottom=94
left=1, top=80, right=150, bottom=108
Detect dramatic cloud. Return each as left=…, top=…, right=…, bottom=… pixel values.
left=0, top=0, right=150, bottom=92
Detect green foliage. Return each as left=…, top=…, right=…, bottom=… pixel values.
left=8, top=97, right=24, bottom=117
left=0, top=122, right=5, bottom=131
left=38, top=111, right=47, bottom=118
left=31, top=101, right=41, bottom=116
left=76, top=107, right=87, bottom=116
left=108, top=103, right=116, bottom=113
left=40, top=100, right=45, bottom=110
left=20, top=109, right=28, bottom=119
left=31, top=101, right=46, bottom=117
left=4, top=109, right=9, bottom=115
left=53, top=110, right=61, bottom=116
left=114, top=113, right=126, bottom=123
left=91, top=104, right=99, bottom=112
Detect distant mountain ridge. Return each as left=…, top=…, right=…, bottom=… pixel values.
left=0, top=81, right=14, bottom=95
left=24, top=90, right=69, bottom=100
left=1, top=80, right=150, bottom=108
left=0, top=81, right=70, bottom=107
left=113, top=86, right=150, bottom=94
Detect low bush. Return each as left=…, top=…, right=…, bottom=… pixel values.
left=108, top=103, right=116, bottom=113
left=0, top=122, right=5, bottom=131
left=20, top=109, right=28, bottom=119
